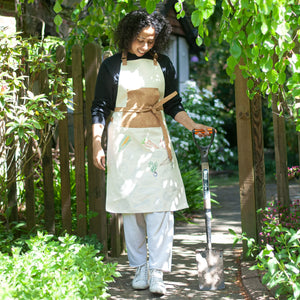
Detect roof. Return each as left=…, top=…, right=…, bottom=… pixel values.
left=158, top=0, right=203, bottom=54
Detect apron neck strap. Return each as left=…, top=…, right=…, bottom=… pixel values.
left=122, top=51, right=158, bottom=66
left=122, top=51, right=127, bottom=65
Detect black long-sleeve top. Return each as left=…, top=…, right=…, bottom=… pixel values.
left=91, top=52, right=185, bottom=126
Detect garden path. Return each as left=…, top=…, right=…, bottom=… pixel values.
left=106, top=182, right=299, bottom=300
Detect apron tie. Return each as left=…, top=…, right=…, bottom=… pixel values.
left=114, top=91, right=178, bottom=161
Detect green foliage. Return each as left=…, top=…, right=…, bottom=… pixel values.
left=0, top=32, right=73, bottom=228
left=185, top=0, right=299, bottom=129
left=176, top=167, right=218, bottom=221
left=0, top=232, right=119, bottom=299
left=58, top=0, right=139, bottom=59
left=167, top=81, right=234, bottom=172
left=230, top=199, right=300, bottom=299
left=53, top=0, right=167, bottom=58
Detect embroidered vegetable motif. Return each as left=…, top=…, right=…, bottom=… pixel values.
left=142, top=138, right=159, bottom=151
left=119, top=135, right=131, bottom=151
left=148, top=161, right=158, bottom=177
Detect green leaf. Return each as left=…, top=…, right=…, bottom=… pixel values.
left=174, top=2, right=181, bottom=13
left=196, top=36, right=203, bottom=46
left=251, top=45, right=259, bottom=58
left=247, top=79, right=254, bottom=89
left=203, top=7, right=214, bottom=20
left=146, top=0, right=156, bottom=14
left=278, top=72, right=286, bottom=85
left=267, top=69, right=279, bottom=84
left=191, top=10, right=201, bottom=27
left=227, top=55, right=237, bottom=70
left=261, top=22, right=268, bottom=35
left=53, top=1, right=62, bottom=13
left=261, top=56, right=273, bottom=72
left=54, top=14, right=63, bottom=27
left=247, top=32, right=256, bottom=44
left=230, top=40, right=242, bottom=60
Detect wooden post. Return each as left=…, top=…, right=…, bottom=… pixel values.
left=84, top=43, right=107, bottom=253
left=39, top=66, right=55, bottom=234
left=272, top=92, right=289, bottom=207
left=235, top=62, right=257, bottom=255
left=110, top=214, right=125, bottom=257
left=56, top=45, right=72, bottom=234
left=6, top=140, right=18, bottom=224
left=24, top=138, right=35, bottom=231
left=250, top=92, right=266, bottom=236
left=72, top=44, right=87, bottom=237
left=22, top=47, right=35, bottom=231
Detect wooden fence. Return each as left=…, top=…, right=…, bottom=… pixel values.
left=5, top=43, right=125, bottom=257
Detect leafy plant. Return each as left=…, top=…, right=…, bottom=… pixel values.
left=167, top=80, right=234, bottom=172
left=181, top=0, right=300, bottom=129
left=0, top=232, right=120, bottom=299
left=176, top=167, right=219, bottom=221
left=0, top=31, right=73, bottom=202
left=230, top=199, right=300, bottom=299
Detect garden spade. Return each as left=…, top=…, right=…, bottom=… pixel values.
left=192, top=129, right=225, bottom=291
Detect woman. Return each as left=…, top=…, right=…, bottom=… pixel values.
left=91, top=9, right=213, bottom=295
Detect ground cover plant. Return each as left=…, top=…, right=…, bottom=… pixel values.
left=230, top=199, right=300, bottom=300
left=0, top=232, right=120, bottom=299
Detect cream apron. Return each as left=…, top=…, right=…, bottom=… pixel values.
left=106, top=54, right=188, bottom=213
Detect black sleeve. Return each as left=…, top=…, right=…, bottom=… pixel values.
left=91, top=54, right=121, bottom=125
left=159, top=54, right=185, bottom=119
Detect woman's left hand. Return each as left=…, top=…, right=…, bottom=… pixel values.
left=193, top=124, right=216, bottom=137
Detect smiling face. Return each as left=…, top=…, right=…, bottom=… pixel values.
left=129, top=26, right=155, bottom=57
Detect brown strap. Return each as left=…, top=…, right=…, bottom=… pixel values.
left=114, top=91, right=178, bottom=161
left=122, top=51, right=127, bottom=65
left=153, top=53, right=158, bottom=66
left=121, top=51, right=159, bottom=66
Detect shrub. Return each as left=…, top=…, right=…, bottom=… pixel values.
left=230, top=199, right=300, bottom=300
left=0, top=232, right=120, bottom=299
left=167, top=81, right=234, bottom=172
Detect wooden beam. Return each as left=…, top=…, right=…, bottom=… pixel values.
left=272, top=92, right=289, bottom=207
left=235, top=62, right=257, bottom=255
left=250, top=92, right=266, bottom=235
left=84, top=43, right=107, bottom=253
left=72, top=44, right=88, bottom=237
left=57, top=45, right=72, bottom=234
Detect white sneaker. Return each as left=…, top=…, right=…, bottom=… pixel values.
left=132, top=263, right=149, bottom=290
left=149, top=269, right=166, bottom=295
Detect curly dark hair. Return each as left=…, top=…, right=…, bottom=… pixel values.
left=114, top=9, right=172, bottom=54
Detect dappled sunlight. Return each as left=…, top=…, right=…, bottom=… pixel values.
left=108, top=184, right=246, bottom=299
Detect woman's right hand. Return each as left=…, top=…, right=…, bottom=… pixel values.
left=92, top=123, right=106, bottom=170
left=93, top=140, right=106, bottom=170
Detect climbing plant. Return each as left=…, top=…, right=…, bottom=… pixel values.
left=50, top=0, right=300, bottom=129
left=174, top=0, right=299, bottom=129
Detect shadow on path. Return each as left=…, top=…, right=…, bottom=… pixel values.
left=107, top=182, right=300, bottom=299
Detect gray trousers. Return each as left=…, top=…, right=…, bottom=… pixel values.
left=122, top=212, right=174, bottom=272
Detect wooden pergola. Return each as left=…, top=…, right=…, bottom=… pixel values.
left=235, top=61, right=290, bottom=255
